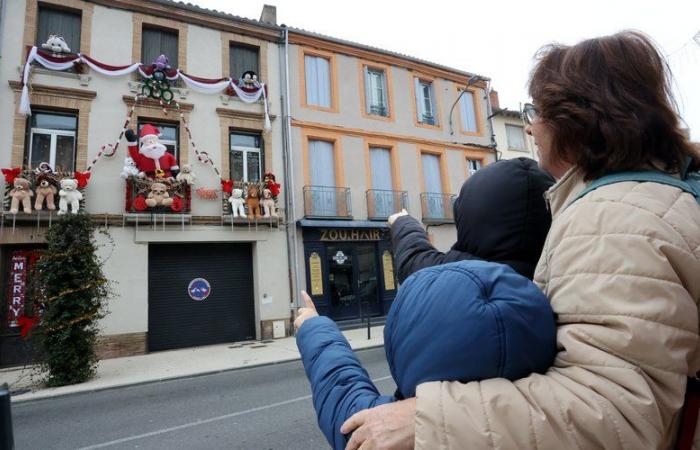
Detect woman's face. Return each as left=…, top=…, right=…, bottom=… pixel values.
left=525, top=116, right=571, bottom=179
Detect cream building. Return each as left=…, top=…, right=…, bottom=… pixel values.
left=490, top=93, right=538, bottom=161
left=0, top=0, right=289, bottom=365
left=285, top=30, right=496, bottom=325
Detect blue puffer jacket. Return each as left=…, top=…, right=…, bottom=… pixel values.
left=296, top=260, right=557, bottom=450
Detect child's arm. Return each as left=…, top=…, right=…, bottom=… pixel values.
left=296, top=315, right=393, bottom=450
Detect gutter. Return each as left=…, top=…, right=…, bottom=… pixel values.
left=483, top=79, right=499, bottom=161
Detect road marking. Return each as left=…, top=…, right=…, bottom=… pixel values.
left=78, top=375, right=393, bottom=449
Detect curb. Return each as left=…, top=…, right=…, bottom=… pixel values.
left=10, top=343, right=385, bottom=404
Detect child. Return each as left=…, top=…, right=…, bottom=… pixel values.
left=295, top=260, right=556, bottom=450
left=390, top=157, right=554, bottom=282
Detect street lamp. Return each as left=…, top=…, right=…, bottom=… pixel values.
left=449, top=75, right=483, bottom=135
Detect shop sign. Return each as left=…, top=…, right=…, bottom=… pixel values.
left=188, top=278, right=211, bottom=301
left=320, top=229, right=382, bottom=242
left=6, top=254, right=28, bottom=327
left=309, top=252, right=323, bottom=296
left=382, top=251, right=396, bottom=291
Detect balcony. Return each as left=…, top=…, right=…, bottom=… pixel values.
left=303, top=185, right=352, bottom=219
left=420, top=192, right=456, bottom=224
left=366, top=189, right=408, bottom=220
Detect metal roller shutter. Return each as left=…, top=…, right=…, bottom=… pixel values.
left=148, top=243, right=255, bottom=352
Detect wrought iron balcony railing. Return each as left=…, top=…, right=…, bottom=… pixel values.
left=420, top=192, right=456, bottom=223
left=303, top=185, right=352, bottom=219
left=366, top=189, right=408, bottom=220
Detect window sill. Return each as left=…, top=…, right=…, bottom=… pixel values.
left=23, top=65, right=91, bottom=86
left=220, top=94, right=270, bottom=108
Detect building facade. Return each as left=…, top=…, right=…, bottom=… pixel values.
left=0, top=0, right=291, bottom=365
left=490, top=93, right=537, bottom=161
left=285, top=30, right=495, bottom=325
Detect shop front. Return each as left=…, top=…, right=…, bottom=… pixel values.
left=300, top=221, right=397, bottom=323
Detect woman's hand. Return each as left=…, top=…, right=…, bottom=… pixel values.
left=388, top=209, right=409, bottom=226
left=293, top=290, right=318, bottom=331
left=341, top=397, right=416, bottom=450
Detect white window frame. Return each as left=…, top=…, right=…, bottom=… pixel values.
left=137, top=121, right=179, bottom=160
left=365, top=67, right=387, bottom=116
left=28, top=127, right=76, bottom=170
left=416, top=79, right=436, bottom=124
left=230, top=144, right=262, bottom=182
left=467, top=159, right=481, bottom=176
left=506, top=124, right=527, bottom=151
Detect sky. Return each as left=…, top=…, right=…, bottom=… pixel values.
left=190, top=0, right=700, bottom=140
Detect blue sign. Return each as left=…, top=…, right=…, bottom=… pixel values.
left=188, top=278, right=211, bottom=301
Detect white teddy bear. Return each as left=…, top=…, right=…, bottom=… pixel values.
left=41, top=35, right=71, bottom=54
left=175, top=164, right=197, bottom=185
left=120, top=157, right=140, bottom=179
left=58, top=178, right=82, bottom=215
left=228, top=188, right=246, bottom=218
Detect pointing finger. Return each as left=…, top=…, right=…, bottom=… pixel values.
left=301, top=290, right=316, bottom=310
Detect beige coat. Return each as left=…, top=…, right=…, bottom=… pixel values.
left=415, top=167, right=700, bottom=449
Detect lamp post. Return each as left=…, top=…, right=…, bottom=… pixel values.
left=449, top=75, right=483, bottom=136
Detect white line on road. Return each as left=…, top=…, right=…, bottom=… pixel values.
left=78, top=375, right=393, bottom=449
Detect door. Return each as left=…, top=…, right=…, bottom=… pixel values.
left=421, top=153, right=444, bottom=218
left=370, top=147, right=395, bottom=218
left=327, top=244, right=382, bottom=321
left=148, top=243, right=255, bottom=351
left=309, top=140, right=337, bottom=215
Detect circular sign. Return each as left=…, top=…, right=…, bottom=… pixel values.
left=188, top=278, right=211, bottom=301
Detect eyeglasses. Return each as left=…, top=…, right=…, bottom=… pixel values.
left=521, top=103, right=538, bottom=125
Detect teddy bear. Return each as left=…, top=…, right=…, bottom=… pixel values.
left=261, top=188, right=277, bottom=218
left=34, top=174, right=58, bottom=211
left=246, top=186, right=262, bottom=219
left=41, top=35, right=71, bottom=54
left=120, top=157, right=140, bottom=179
left=145, top=182, right=174, bottom=208
left=228, top=188, right=246, bottom=218
left=9, top=177, right=33, bottom=214
left=58, top=178, right=82, bottom=215
left=239, top=71, right=261, bottom=89
left=176, top=164, right=197, bottom=185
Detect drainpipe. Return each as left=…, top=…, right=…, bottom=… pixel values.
left=280, top=26, right=301, bottom=318
left=483, top=79, right=499, bottom=161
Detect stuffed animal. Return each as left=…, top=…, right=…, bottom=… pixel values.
left=120, top=157, right=140, bottom=179
left=263, top=172, right=281, bottom=198
left=228, top=188, right=246, bottom=218
left=41, top=35, right=71, bottom=54
left=239, top=71, right=261, bottom=89
left=246, top=186, right=262, bottom=218
left=34, top=174, right=58, bottom=211
left=9, top=177, right=33, bottom=214
left=261, top=188, right=277, bottom=218
left=176, top=164, right=197, bottom=185
left=145, top=182, right=173, bottom=208
left=58, top=178, right=82, bottom=215
left=152, top=54, right=171, bottom=71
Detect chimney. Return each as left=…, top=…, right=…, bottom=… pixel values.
left=260, top=5, right=277, bottom=25
left=489, top=90, right=500, bottom=110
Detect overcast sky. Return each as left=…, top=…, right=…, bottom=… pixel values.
left=191, top=0, right=700, bottom=140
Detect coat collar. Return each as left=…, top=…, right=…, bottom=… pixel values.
left=545, top=166, right=588, bottom=220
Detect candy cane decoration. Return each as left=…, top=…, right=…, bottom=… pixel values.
left=173, top=102, right=223, bottom=179
left=86, top=94, right=142, bottom=173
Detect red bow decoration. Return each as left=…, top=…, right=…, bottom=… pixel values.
left=17, top=315, right=39, bottom=338
left=170, top=196, right=183, bottom=212
left=221, top=179, right=233, bottom=194
left=74, top=171, right=91, bottom=189
left=266, top=181, right=281, bottom=197
left=2, top=167, right=22, bottom=184
left=133, top=195, right=148, bottom=211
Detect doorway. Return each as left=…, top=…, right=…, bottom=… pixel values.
left=326, top=243, right=382, bottom=321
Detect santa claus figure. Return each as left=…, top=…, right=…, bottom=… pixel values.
left=125, top=125, right=179, bottom=179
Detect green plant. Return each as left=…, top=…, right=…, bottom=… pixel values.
left=33, top=213, right=110, bottom=386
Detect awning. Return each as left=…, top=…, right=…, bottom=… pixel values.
left=296, top=219, right=389, bottom=229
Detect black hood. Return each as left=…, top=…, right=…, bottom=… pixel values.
left=452, top=157, right=554, bottom=277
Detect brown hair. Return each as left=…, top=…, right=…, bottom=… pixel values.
left=528, top=31, right=699, bottom=180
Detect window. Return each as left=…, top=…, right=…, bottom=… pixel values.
left=459, top=91, right=478, bottom=133
left=415, top=79, right=437, bottom=125
left=26, top=111, right=77, bottom=171
left=37, top=5, right=81, bottom=52
left=365, top=68, right=388, bottom=117
left=230, top=132, right=263, bottom=182
left=506, top=124, right=526, bottom=151
left=142, top=26, right=178, bottom=68
left=370, top=147, right=394, bottom=217
left=304, top=55, right=332, bottom=108
left=229, top=44, right=259, bottom=79
left=309, top=139, right=336, bottom=215
left=421, top=153, right=443, bottom=217
left=467, top=159, right=481, bottom=176
left=138, top=121, right=179, bottom=161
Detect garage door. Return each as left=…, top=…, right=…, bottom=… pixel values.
left=148, top=243, right=255, bottom=352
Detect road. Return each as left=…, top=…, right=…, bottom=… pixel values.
left=12, top=347, right=394, bottom=450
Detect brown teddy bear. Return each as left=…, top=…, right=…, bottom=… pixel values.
left=34, top=174, right=58, bottom=211
left=246, top=186, right=262, bottom=218
left=261, top=188, right=277, bottom=218
left=145, top=182, right=174, bottom=207
left=9, top=177, right=33, bottom=214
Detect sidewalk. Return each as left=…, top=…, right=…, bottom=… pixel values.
left=0, top=325, right=385, bottom=403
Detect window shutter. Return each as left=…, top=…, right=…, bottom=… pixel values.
left=37, top=6, right=82, bottom=52
left=230, top=45, right=259, bottom=79
left=421, top=154, right=442, bottom=193
left=304, top=55, right=318, bottom=105
left=460, top=91, right=478, bottom=133
left=316, top=57, right=331, bottom=108
left=142, top=27, right=178, bottom=68
left=309, top=140, right=335, bottom=186
left=415, top=78, right=424, bottom=120
left=364, top=67, right=371, bottom=114
left=370, top=148, right=393, bottom=190
left=506, top=125, right=526, bottom=150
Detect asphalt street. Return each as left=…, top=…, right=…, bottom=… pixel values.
left=11, top=346, right=394, bottom=450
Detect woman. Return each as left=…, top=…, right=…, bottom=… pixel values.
left=341, top=31, right=700, bottom=449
